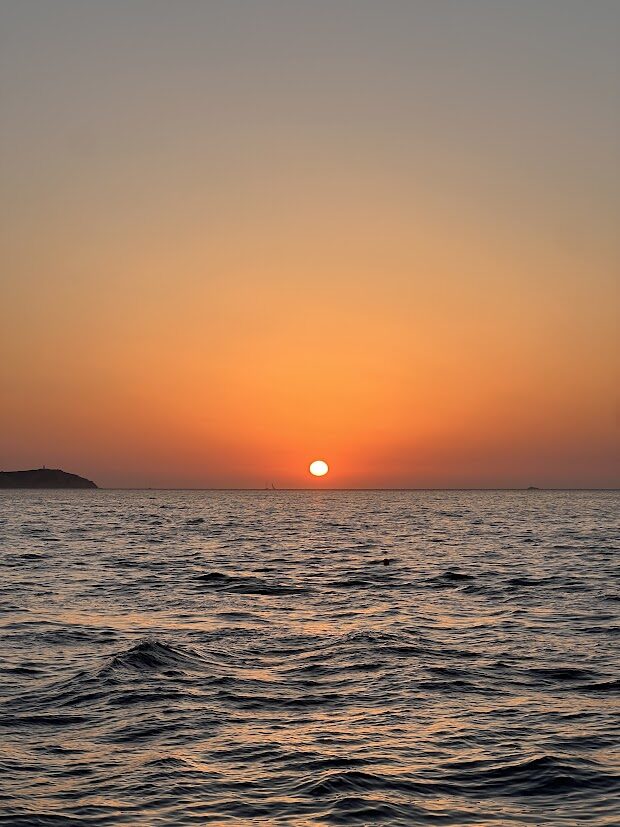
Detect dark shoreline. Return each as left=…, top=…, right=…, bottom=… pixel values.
left=0, top=468, right=97, bottom=489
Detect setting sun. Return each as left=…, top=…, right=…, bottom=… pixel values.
left=309, top=460, right=329, bottom=477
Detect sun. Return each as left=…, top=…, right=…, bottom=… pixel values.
left=309, top=459, right=329, bottom=477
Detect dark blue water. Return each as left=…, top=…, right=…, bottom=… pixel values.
left=0, top=490, right=618, bottom=825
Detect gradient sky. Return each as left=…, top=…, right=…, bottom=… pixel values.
left=1, top=0, right=618, bottom=488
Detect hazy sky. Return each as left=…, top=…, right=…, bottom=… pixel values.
left=1, top=1, right=618, bottom=488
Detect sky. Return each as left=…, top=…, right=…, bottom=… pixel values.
left=1, top=0, right=618, bottom=488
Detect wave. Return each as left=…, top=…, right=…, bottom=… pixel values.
left=301, top=769, right=430, bottom=797
left=325, top=578, right=375, bottom=589
left=0, top=712, right=89, bottom=728
left=196, top=571, right=311, bottom=595
left=507, top=576, right=551, bottom=587
left=105, top=638, right=209, bottom=673
left=575, top=678, right=620, bottom=693
left=439, top=753, right=619, bottom=797
left=429, top=570, right=476, bottom=586
left=0, top=818, right=91, bottom=826
left=527, top=666, right=595, bottom=682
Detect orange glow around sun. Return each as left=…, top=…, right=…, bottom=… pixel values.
left=1, top=0, right=618, bottom=491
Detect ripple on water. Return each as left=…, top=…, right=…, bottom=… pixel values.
left=0, top=489, right=618, bottom=826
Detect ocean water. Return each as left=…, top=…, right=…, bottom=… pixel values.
left=0, top=490, right=618, bottom=826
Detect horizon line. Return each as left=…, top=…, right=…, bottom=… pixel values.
left=56, top=486, right=620, bottom=492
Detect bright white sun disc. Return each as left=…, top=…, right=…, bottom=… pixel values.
left=309, top=460, right=329, bottom=477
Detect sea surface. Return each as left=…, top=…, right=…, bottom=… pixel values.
left=0, top=490, right=618, bottom=826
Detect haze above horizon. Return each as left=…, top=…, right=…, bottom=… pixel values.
left=1, top=1, right=618, bottom=489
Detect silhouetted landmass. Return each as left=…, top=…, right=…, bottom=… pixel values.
left=526, top=486, right=540, bottom=490
left=0, top=468, right=97, bottom=489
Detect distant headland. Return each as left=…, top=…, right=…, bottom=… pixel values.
left=0, top=468, right=98, bottom=489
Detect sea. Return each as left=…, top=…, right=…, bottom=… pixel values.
left=0, top=489, right=618, bottom=826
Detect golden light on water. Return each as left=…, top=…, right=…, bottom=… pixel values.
left=309, top=460, right=329, bottom=477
